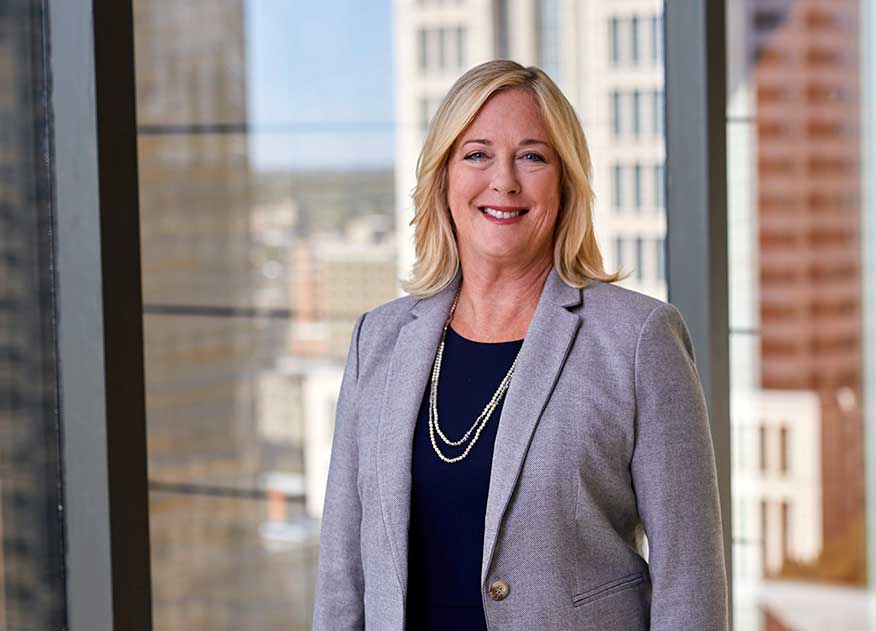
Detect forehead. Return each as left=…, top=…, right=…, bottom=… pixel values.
left=458, top=88, right=551, bottom=143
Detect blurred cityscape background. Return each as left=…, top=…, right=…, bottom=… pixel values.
left=2, top=0, right=875, bottom=629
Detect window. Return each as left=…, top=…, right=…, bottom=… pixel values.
left=418, top=26, right=465, bottom=73
left=420, top=97, right=431, bottom=134
left=132, top=3, right=399, bottom=627
left=631, top=16, right=640, bottom=64
left=781, top=501, right=791, bottom=557
left=495, top=0, right=510, bottom=58
left=633, top=163, right=642, bottom=209
left=654, top=163, right=665, bottom=208
left=760, top=499, right=769, bottom=574
left=655, top=238, right=665, bottom=281
left=438, top=28, right=448, bottom=69
left=536, top=0, right=562, bottom=80
left=651, top=15, right=663, bottom=63
left=635, top=237, right=644, bottom=281
left=779, top=426, right=789, bottom=473
left=609, top=17, right=621, bottom=64
left=612, top=163, right=624, bottom=209
left=418, top=28, right=428, bottom=71
left=759, top=424, right=768, bottom=472
left=729, top=0, right=875, bottom=614
left=652, top=89, right=664, bottom=136
left=1, top=2, right=66, bottom=627
left=8, top=2, right=705, bottom=628
left=632, top=89, right=641, bottom=137
left=457, top=26, right=466, bottom=68
left=611, top=90, right=622, bottom=137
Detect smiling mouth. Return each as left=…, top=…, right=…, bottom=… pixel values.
left=479, top=207, right=529, bottom=219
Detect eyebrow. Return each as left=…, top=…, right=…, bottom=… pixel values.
left=462, top=138, right=552, bottom=148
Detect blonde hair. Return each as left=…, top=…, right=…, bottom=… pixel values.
left=401, top=59, right=629, bottom=297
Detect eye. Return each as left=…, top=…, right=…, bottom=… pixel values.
left=464, top=151, right=488, bottom=161
left=521, top=152, right=546, bottom=162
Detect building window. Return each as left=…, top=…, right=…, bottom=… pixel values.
left=632, top=89, right=641, bottom=137
left=609, top=17, right=621, bottom=65
left=418, top=26, right=466, bottom=74
left=418, top=28, right=428, bottom=71
left=419, top=97, right=430, bottom=134
left=633, top=163, right=642, bottom=209
left=615, top=236, right=625, bottom=269
left=781, top=500, right=791, bottom=557
left=759, top=424, right=768, bottom=472
left=495, top=0, right=510, bottom=58
left=760, top=499, right=769, bottom=574
left=457, top=26, right=466, bottom=69
left=612, top=163, right=623, bottom=209
left=651, top=14, right=663, bottom=63
left=779, top=426, right=789, bottom=473
left=536, top=0, right=562, bottom=80
left=635, top=237, right=644, bottom=281
left=434, top=28, right=444, bottom=70
left=611, top=90, right=622, bottom=137
left=652, top=89, right=664, bottom=136
left=631, top=16, right=640, bottom=64
left=655, top=163, right=665, bottom=208
left=655, top=237, right=665, bottom=281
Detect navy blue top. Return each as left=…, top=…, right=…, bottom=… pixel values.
left=405, top=325, right=524, bottom=631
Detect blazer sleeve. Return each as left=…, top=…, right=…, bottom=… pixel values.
left=629, top=303, right=728, bottom=631
left=312, top=311, right=368, bottom=631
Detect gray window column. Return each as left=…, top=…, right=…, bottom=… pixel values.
left=664, top=1, right=733, bottom=625
left=49, top=0, right=153, bottom=629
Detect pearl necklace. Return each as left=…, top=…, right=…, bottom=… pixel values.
left=428, top=286, right=523, bottom=464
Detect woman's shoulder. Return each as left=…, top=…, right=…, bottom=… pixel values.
left=352, top=293, right=419, bottom=346
left=581, top=280, right=694, bottom=360
left=580, top=279, right=672, bottom=325
left=360, top=293, right=419, bottom=327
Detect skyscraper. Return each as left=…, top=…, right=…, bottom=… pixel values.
left=750, top=0, right=864, bottom=582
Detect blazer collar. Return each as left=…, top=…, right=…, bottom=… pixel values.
left=376, top=264, right=584, bottom=598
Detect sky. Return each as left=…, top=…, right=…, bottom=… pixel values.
left=244, top=0, right=395, bottom=171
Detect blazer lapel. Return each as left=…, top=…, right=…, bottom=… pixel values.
left=377, top=267, right=461, bottom=597
left=480, top=267, right=582, bottom=584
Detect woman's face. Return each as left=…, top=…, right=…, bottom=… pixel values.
left=446, top=87, right=562, bottom=270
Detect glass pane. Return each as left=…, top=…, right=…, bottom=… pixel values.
left=133, top=1, right=666, bottom=628
left=0, top=1, right=66, bottom=629
left=727, top=2, right=875, bottom=629
left=149, top=491, right=318, bottom=629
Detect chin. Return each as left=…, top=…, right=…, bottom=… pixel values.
left=474, top=240, right=528, bottom=261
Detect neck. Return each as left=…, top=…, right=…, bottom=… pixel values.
left=451, top=255, right=552, bottom=342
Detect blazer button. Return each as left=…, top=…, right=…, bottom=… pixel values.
left=488, top=579, right=510, bottom=601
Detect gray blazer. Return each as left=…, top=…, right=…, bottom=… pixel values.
left=312, top=265, right=728, bottom=630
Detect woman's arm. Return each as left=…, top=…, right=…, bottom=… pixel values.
left=312, top=312, right=368, bottom=631
left=630, top=303, right=728, bottom=631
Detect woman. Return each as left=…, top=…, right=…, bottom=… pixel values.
left=312, top=60, right=727, bottom=631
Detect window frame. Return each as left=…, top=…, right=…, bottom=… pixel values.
left=49, top=1, right=153, bottom=629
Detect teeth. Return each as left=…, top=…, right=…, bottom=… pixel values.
left=482, top=207, right=525, bottom=219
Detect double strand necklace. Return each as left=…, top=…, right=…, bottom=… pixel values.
left=428, top=286, right=524, bottom=464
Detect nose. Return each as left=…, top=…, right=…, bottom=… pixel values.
left=490, top=158, right=521, bottom=195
